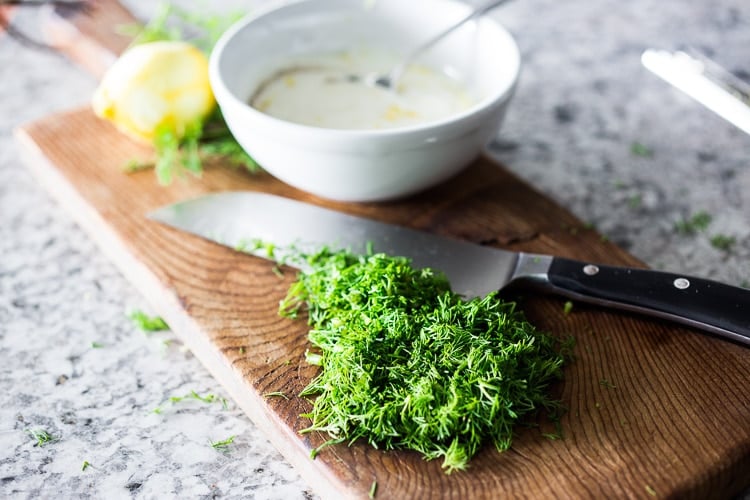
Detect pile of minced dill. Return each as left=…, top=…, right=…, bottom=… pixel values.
left=279, top=248, right=567, bottom=473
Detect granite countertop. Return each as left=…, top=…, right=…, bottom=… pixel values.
left=1, top=0, right=748, bottom=498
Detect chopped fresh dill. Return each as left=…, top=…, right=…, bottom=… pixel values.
left=81, top=460, right=91, bottom=471
left=369, top=480, right=378, bottom=499
left=541, top=432, right=560, bottom=440
left=122, top=159, right=151, bottom=173
left=119, top=3, right=260, bottom=184
left=599, top=378, right=616, bottom=389
left=630, top=141, right=653, bottom=157
left=627, top=194, right=642, bottom=209
left=239, top=346, right=246, bottom=355
left=674, top=211, right=712, bottom=235
left=153, top=390, right=225, bottom=414
left=120, top=2, right=243, bottom=53
left=28, top=429, right=57, bottom=447
left=90, top=341, right=104, bottom=349
left=709, top=234, right=735, bottom=252
left=171, top=390, right=216, bottom=404
left=211, top=435, right=236, bottom=449
left=279, top=248, right=567, bottom=473
left=128, top=310, right=169, bottom=332
left=563, top=301, right=574, bottom=316
left=264, top=391, right=289, bottom=400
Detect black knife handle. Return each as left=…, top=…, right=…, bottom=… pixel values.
left=546, top=257, right=750, bottom=345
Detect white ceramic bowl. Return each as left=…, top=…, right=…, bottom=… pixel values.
left=210, top=0, right=521, bottom=202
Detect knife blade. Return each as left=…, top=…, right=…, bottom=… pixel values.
left=148, top=192, right=750, bottom=346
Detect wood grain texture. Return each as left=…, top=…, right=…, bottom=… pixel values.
left=16, top=108, right=750, bottom=499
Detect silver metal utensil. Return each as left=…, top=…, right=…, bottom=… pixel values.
left=642, top=48, right=750, bottom=135
left=149, top=192, right=750, bottom=346
left=355, top=0, right=513, bottom=91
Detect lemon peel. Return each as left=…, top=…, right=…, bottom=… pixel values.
left=92, top=40, right=215, bottom=143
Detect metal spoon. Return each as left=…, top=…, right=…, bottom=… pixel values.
left=354, top=0, right=513, bottom=91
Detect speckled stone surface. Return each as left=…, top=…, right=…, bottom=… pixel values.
left=1, top=1, right=748, bottom=498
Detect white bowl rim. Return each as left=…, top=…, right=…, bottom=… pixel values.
left=209, top=0, right=521, bottom=140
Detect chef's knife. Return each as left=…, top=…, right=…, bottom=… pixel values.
left=149, top=192, right=750, bottom=346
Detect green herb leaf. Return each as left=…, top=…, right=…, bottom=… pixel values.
left=264, top=391, right=289, bottom=400
left=28, top=429, right=57, bottom=447
left=599, top=378, right=616, bottom=389
left=211, top=435, right=235, bottom=449
left=627, top=194, right=642, bottom=209
left=155, top=390, right=226, bottom=414
left=119, top=3, right=260, bottom=183
left=123, top=2, right=243, bottom=54
left=674, top=211, right=712, bottom=235
left=280, top=248, right=566, bottom=473
left=91, top=341, right=104, bottom=349
left=563, top=301, right=574, bottom=316
left=369, top=479, right=378, bottom=499
left=81, top=460, right=91, bottom=471
left=128, top=310, right=169, bottom=332
left=709, top=234, right=735, bottom=252
left=630, top=141, right=653, bottom=157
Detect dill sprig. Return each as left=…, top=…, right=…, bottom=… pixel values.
left=210, top=435, right=236, bottom=449
left=280, top=249, right=566, bottom=473
left=674, top=211, right=712, bottom=235
left=709, top=234, right=735, bottom=252
left=120, top=2, right=260, bottom=184
left=153, top=390, right=228, bottom=414
left=128, top=310, right=169, bottom=332
left=27, top=428, right=57, bottom=447
left=152, top=389, right=228, bottom=415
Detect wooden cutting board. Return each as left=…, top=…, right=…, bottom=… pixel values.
left=15, top=108, right=750, bottom=499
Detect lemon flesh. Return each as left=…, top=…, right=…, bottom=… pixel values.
left=92, top=41, right=215, bottom=143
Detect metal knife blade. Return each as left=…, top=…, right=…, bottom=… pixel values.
left=147, top=191, right=541, bottom=298
left=641, top=49, right=750, bottom=136
left=148, top=192, right=750, bottom=346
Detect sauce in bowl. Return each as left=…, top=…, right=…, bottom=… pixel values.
left=249, top=49, right=476, bottom=130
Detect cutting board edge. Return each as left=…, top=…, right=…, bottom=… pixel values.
left=14, top=125, right=362, bottom=500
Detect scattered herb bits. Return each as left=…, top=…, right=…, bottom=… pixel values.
left=128, top=310, right=169, bottom=332
left=674, top=211, right=712, bottom=235
left=211, top=435, right=235, bottom=449
left=709, top=234, right=735, bottom=252
left=630, top=141, right=654, bottom=158
left=279, top=249, right=567, bottom=473
left=27, top=429, right=57, bottom=447
left=563, top=301, right=574, bottom=316
left=111, top=4, right=259, bottom=184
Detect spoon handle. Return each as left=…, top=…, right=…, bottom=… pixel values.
left=389, top=0, right=513, bottom=85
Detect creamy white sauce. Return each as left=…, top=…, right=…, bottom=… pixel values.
left=250, top=49, right=475, bottom=130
